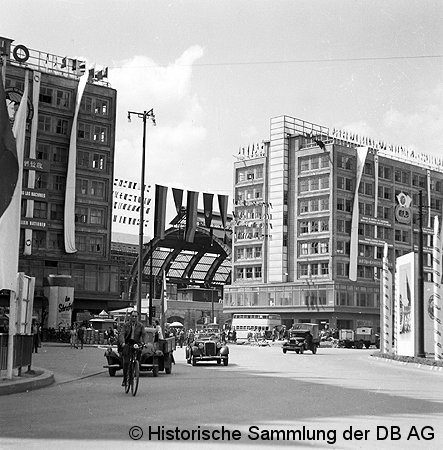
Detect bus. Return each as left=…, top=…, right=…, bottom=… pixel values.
left=231, top=314, right=281, bottom=341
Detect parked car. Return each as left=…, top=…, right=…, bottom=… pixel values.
left=338, top=327, right=380, bottom=349
left=282, top=323, right=320, bottom=354
left=186, top=331, right=229, bottom=366
left=103, top=327, right=175, bottom=377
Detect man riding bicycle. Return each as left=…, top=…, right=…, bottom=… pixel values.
left=118, top=311, right=148, bottom=387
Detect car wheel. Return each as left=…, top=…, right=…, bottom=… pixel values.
left=192, top=357, right=197, bottom=366
left=217, top=359, right=221, bottom=364
left=152, top=366, right=159, bottom=377
left=108, top=368, right=117, bottom=377
left=165, top=365, right=172, bottom=374
left=312, top=345, right=317, bottom=354
left=283, top=348, right=287, bottom=354
left=300, top=347, right=304, bottom=354
left=223, top=357, right=228, bottom=366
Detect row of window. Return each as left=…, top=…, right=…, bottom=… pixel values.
left=234, top=207, right=263, bottom=220
left=299, top=196, right=329, bottom=213
left=19, top=230, right=105, bottom=255
left=299, top=175, right=329, bottom=192
left=38, top=115, right=109, bottom=144
left=299, top=154, right=330, bottom=173
left=236, top=166, right=263, bottom=183
left=235, top=266, right=262, bottom=280
left=299, top=262, right=329, bottom=277
left=235, top=246, right=262, bottom=261
left=236, top=188, right=263, bottom=202
left=299, top=218, right=329, bottom=234
left=299, top=241, right=329, bottom=256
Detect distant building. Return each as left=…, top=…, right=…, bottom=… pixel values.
left=224, top=115, right=443, bottom=330
left=0, top=36, right=126, bottom=323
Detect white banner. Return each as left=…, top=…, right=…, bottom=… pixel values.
left=349, top=146, right=368, bottom=281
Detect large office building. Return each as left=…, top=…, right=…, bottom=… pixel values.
left=224, top=115, right=443, bottom=330
left=0, top=36, right=125, bottom=323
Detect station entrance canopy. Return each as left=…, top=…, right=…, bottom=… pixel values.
left=127, top=224, right=232, bottom=302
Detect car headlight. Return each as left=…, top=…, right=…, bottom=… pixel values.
left=216, top=342, right=221, bottom=348
left=198, top=343, right=204, bottom=349
left=133, top=343, right=139, bottom=350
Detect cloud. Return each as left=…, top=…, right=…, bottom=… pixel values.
left=108, top=46, right=208, bottom=185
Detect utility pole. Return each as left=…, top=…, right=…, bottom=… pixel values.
left=127, top=109, right=156, bottom=322
left=417, top=190, right=425, bottom=357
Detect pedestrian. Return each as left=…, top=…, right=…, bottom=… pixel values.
left=70, top=324, right=78, bottom=349
left=178, top=329, right=185, bottom=348
left=32, top=320, right=40, bottom=353
left=77, top=323, right=85, bottom=349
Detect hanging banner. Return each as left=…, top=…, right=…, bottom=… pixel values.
left=154, top=184, right=168, bottom=239
left=172, top=188, right=184, bottom=214
left=349, top=146, right=368, bottom=281
left=203, top=192, right=213, bottom=228
left=395, top=252, right=416, bottom=356
left=185, top=190, right=199, bottom=242
left=381, top=243, right=392, bottom=353
left=432, top=215, right=443, bottom=359
left=64, top=71, right=88, bottom=253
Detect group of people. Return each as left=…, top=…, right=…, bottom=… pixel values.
left=69, top=322, right=87, bottom=349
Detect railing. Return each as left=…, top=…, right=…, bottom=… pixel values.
left=0, top=334, right=33, bottom=370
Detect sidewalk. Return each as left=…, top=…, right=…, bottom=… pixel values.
left=0, top=342, right=107, bottom=395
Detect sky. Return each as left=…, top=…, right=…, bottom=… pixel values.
left=3, top=0, right=443, bottom=235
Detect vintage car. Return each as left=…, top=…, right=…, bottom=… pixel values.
left=103, top=327, right=175, bottom=377
left=282, top=323, right=320, bottom=354
left=185, top=331, right=229, bottom=366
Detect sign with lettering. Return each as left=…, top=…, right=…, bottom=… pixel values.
left=21, top=189, right=47, bottom=200
left=20, top=219, right=46, bottom=229
left=23, top=158, right=50, bottom=172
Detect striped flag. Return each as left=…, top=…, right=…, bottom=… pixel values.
left=0, top=74, right=28, bottom=291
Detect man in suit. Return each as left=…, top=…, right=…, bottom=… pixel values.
left=119, top=311, right=147, bottom=386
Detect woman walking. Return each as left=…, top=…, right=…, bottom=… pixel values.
left=70, top=324, right=78, bottom=349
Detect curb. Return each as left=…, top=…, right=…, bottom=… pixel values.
left=0, top=367, right=54, bottom=396
left=371, top=356, right=443, bottom=373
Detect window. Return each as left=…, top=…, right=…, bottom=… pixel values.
left=35, top=173, right=49, bottom=189
left=363, top=162, right=373, bottom=176
left=311, top=199, right=319, bottom=212
left=78, top=122, right=92, bottom=140
left=53, top=146, right=68, bottom=163
left=38, top=115, right=51, bottom=132
left=320, top=197, right=329, bottom=211
left=36, top=143, right=50, bottom=160
left=245, top=268, right=253, bottom=279
left=90, top=180, right=105, bottom=198
left=300, top=200, right=309, bottom=213
left=255, top=247, right=262, bottom=258
left=89, top=236, right=103, bottom=253
left=321, top=263, right=329, bottom=275
left=94, top=98, right=109, bottom=116
left=90, top=208, right=104, bottom=225
left=55, top=119, right=69, bottom=135
left=52, top=175, right=66, bottom=191
left=299, top=264, right=309, bottom=277
left=78, top=151, right=90, bottom=168
left=320, top=242, right=329, bottom=254
left=75, top=206, right=88, bottom=223
left=236, top=268, right=244, bottom=279
left=92, top=153, right=106, bottom=170
left=311, top=242, right=319, bottom=254
left=300, top=158, right=310, bottom=173
left=300, top=243, right=309, bottom=255
left=50, top=203, right=64, bottom=221
left=93, top=126, right=107, bottom=143
left=310, top=178, right=319, bottom=190
left=32, top=230, right=46, bottom=249
left=48, top=232, right=63, bottom=250
left=300, top=221, right=309, bottom=234
left=81, top=96, right=93, bottom=114
left=254, top=267, right=262, bottom=278
left=39, top=87, right=53, bottom=104
left=56, top=90, right=70, bottom=108
left=33, top=201, right=47, bottom=219
left=299, top=179, right=309, bottom=192
left=77, top=179, right=88, bottom=195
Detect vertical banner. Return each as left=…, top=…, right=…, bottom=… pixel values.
left=349, top=146, right=368, bottom=281
left=203, top=192, right=213, bottom=228
left=64, top=71, right=88, bottom=253
left=185, top=190, right=199, bottom=242
left=395, top=252, right=416, bottom=356
left=24, top=71, right=41, bottom=256
left=426, top=170, right=431, bottom=228
left=381, top=243, right=392, bottom=353
left=172, top=187, right=184, bottom=214
left=218, top=194, right=229, bottom=228
left=0, top=70, right=28, bottom=291
left=154, top=184, right=168, bottom=239
left=432, top=215, right=443, bottom=359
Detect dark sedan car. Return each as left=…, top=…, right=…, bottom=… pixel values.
left=185, top=332, right=229, bottom=366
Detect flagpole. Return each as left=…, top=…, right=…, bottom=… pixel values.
left=127, top=109, right=155, bottom=323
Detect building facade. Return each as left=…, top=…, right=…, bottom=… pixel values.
left=0, top=37, right=125, bottom=323
left=224, top=115, right=443, bottom=330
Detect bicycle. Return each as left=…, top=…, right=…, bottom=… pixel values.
left=125, top=343, right=142, bottom=396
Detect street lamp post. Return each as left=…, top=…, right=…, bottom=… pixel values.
left=128, top=109, right=156, bottom=322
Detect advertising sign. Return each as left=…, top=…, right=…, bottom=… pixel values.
left=395, top=252, right=416, bottom=356
left=46, top=286, right=74, bottom=329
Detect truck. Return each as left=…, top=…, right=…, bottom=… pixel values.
left=282, top=323, right=320, bottom=354
left=338, top=327, right=379, bottom=349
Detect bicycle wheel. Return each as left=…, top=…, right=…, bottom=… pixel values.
left=131, top=360, right=140, bottom=396
left=125, top=361, right=132, bottom=394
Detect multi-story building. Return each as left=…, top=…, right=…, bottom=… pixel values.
left=224, top=115, right=443, bottom=330
left=0, top=36, right=125, bottom=323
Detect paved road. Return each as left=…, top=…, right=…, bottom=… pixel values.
left=1, top=343, right=442, bottom=450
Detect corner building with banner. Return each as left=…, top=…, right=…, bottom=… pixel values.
left=0, top=36, right=126, bottom=325
left=224, top=115, right=443, bottom=331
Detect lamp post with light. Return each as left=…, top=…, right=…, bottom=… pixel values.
left=127, top=109, right=156, bottom=322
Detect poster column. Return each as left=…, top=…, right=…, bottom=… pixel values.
left=44, top=275, right=74, bottom=329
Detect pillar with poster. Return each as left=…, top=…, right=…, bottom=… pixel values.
left=44, top=275, right=74, bottom=329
